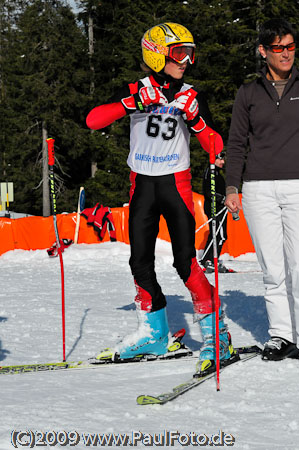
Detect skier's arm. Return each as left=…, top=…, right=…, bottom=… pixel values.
left=193, top=91, right=223, bottom=154
left=86, top=83, right=168, bottom=130
left=86, top=102, right=127, bottom=130
left=195, top=125, right=223, bottom=154
left=173, top=89, right=223, bottom=154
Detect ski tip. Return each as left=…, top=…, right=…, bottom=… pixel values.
left=93, top=348, right=115, bottom=362
left=137, top=395, right=162, bottom=405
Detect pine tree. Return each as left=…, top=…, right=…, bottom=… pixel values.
left=1, top=0, right=298, bottom=212
left=1, top=0, right=91, bottom=214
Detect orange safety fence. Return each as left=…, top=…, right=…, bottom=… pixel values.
left=0, top=193, right=255, bottom=258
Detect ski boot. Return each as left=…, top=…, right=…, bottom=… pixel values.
left=93, top=328, right=192, bottom=364
left=115, top=307, right=169, bottom=359
left=93, top=308, right=192, bottom=363
left=93, top=307, right=170, bottom=362
left=194, top=307, right=239, bottom=378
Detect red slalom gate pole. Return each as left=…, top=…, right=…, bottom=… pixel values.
left=209, top=133, right=220, bottom=391
left=46, top=138, right=66, bottom=362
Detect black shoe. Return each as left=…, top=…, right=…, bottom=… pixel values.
left=202, top=260, right=234, bottom=274
left=202, top=260, right=214, bottom=273
left=262, top=337, right=299, bottom=361
left=218, top=262, right=233, bottom=273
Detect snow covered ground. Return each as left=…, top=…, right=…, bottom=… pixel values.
left=1, top=240, right=299, bottom=449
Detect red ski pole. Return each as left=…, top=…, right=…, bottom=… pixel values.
left=46, top=138, right=66, bottom=362
left=209, top=133, right=220, bottom=390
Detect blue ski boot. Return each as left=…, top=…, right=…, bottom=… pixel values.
left=195, top=307, right=239, bottom=376
left=115, top=307, right=170, bottom=360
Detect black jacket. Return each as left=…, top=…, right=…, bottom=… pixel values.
left=226, top=66, right=299, bottom=189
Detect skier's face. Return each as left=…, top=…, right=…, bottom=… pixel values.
left=164, top=59, right=188, bottom=79
left=215, top=158, right=225, bottom=169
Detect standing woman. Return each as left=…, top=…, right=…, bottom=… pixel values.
left=87, top=23, right=236, bottom=371
left=225, top=18, right=299, bottom=360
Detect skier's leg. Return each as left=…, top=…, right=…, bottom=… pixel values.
left=201, top=210, right=228, bottom=272
left=129, top=172, right=167, bottom=313
left=160, top=170, right=233, bottom=362
left=117, top=173, right=170, bottom=358
left=216, top=210, right=230, bottom=273
left=200, top=220, right=214, bottom=270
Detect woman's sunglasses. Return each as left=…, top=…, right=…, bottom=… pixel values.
left=265, top=42, right=296, bottom=53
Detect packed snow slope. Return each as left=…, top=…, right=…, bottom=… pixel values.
left=0, top=241, right=299, bottom=449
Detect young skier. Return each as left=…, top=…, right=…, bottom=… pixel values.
left=86, top=22, right=237, bottom=373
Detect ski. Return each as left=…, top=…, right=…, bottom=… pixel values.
left=202, top=267, right=237, bottom=274
left=137, top=345, right=262, bottom=405
left=0, top=352, right=195, bottom=376
left=203, top=268, right=262, bottom=274
left=0, top=329, right=193, bottom=375
left=0, top=360, right=92, bottom=375
left=228, top=269, right=262, bottom=274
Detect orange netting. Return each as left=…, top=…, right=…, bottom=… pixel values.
left=0, top=193, right=254, bottom=257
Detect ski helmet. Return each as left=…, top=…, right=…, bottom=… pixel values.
left=141, top=23, right=195, bottom=73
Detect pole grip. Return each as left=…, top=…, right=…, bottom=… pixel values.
left=46, top=138, right=55, bottom=166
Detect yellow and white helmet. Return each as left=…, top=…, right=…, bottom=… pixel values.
left=141, top=23, right=195, bottom=73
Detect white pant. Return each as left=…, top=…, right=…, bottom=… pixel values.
left=242, top=180, right=299, bottom=345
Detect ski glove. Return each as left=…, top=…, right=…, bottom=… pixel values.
left=121, top=86, right=168, bottom=113
left=174, top=89, right=199, bottom=120
left=47, top=239, right=73, bottom=257
left=173, top=88, right=206, bottom=133
left=139, top=86, right=168, bottom=107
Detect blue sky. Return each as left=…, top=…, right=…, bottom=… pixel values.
left=66, top=0, right=80, bottom=12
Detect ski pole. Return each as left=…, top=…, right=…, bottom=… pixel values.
left=46, top=138, right=66, bottom=362
left=195, top=205, right=227, bottom=233
left=199, top=208, right=228, bottom=263
left=209, top=133, right=220, bottom=391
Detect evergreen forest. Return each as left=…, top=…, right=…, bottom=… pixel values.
left=0, top=0, right=298, bottom=215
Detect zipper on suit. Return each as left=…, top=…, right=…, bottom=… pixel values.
left=276, top=100, right=280, bottom=111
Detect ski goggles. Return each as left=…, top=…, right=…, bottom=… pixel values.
left=168, top=44, right=195, bottom=64
left=216, top=151, right=225, bottom=159
left=265, top=42, right=296, bottom=53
